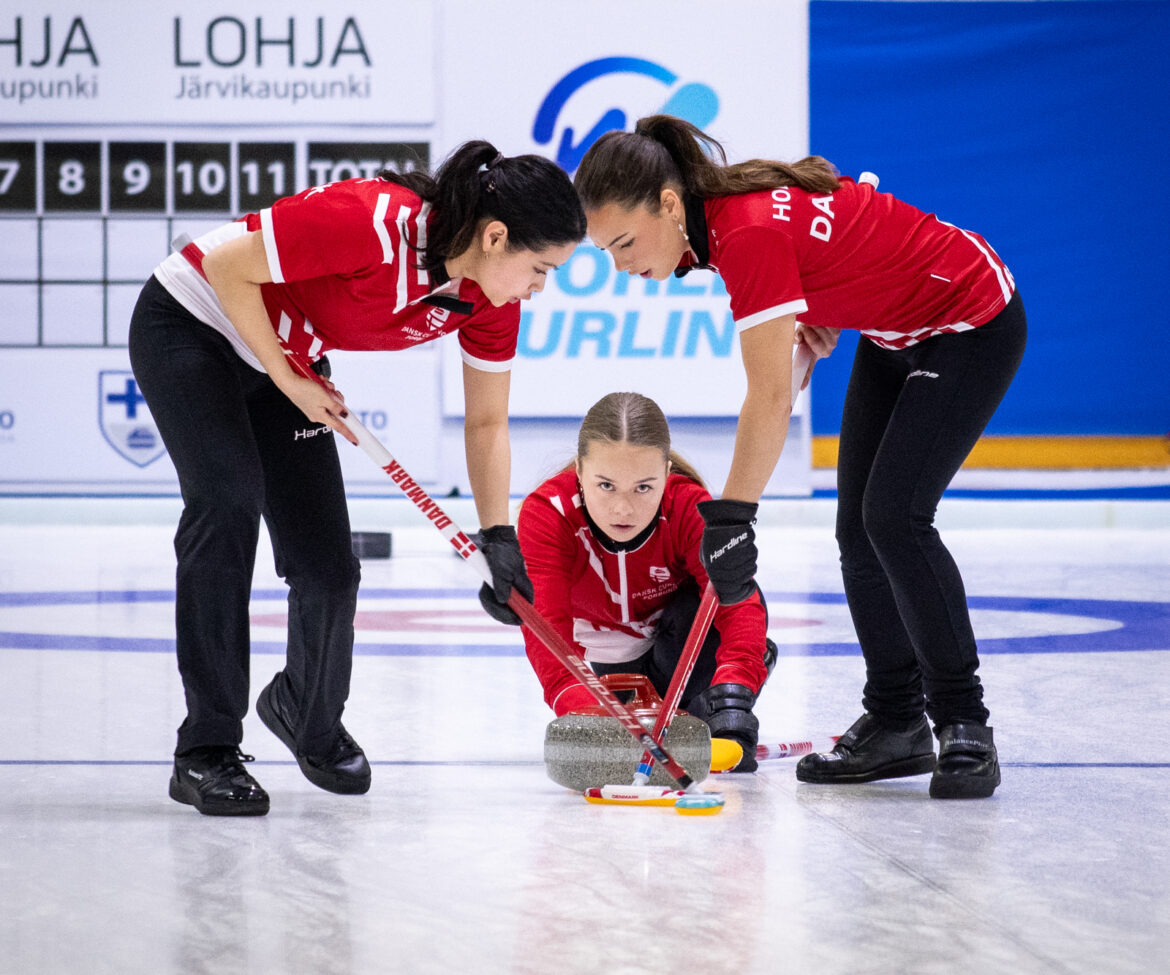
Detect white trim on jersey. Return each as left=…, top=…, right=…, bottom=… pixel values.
left=576, top=527, right=624, bottom=614
left=572, top=620, right=651, bottom=664
left=372, top=194, right=394, bottom=265
left=303, top=319, right=323, bottom=359
left=861, top=320, right=976, bottom=350
left=958, top=227, right=1013, bottom=302
left=460, top=349, right=513, bottom=373
left=394, top=205, right=413, bottom=311
left=736, top=298, right=808, bottom=332
left=277, top=311, right=292, bottom=344
left=616, top=551, right=630, bottom=622
left=414, top=203, right=430, bottom=287
left=259, top=208, right=284, bottom=284
left=936, top=216, right=1013, bottom=304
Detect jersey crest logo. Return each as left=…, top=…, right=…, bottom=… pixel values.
left=649, top=566, right=670, bottom=583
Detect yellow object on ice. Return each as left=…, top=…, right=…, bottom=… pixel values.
left=709, top=737, right=745, bottom=772
left=583, top=786, right=684, bottom=806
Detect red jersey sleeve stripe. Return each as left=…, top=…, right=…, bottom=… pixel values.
left=259, top=208, right=284, bottom=283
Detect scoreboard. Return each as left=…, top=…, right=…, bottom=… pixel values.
left=0, top=139, right=428, bottom=349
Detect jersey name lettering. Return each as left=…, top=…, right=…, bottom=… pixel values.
left=770, top=187, right=792, bottom=222
left=810, top=194, right=835, bottom=241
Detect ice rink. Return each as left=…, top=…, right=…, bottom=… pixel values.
left=1, top=491, right=1168, bottom=975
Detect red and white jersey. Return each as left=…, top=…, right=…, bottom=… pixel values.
left=517, top=469, right=769, bottom=716
left=154, top=177, right=518, bottom=372
left=677, top=178, right=1015, bottom=350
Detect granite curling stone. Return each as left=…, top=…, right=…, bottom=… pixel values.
left=543, top=674, right=712, bottom=790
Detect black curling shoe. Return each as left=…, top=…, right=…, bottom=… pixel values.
left=929, top=723, right=1000, bottom=799
left=256, top=675, right=371, bottom=795
left=169, top=746, right=270, bottom=816
left=796, top=712, right=937, bottom=784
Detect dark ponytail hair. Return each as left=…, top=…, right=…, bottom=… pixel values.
left=575, top=391, right=705, bottom=489
left=574, top=114, right=839, bottom=213
left=381, top=140, right=586, bottom=276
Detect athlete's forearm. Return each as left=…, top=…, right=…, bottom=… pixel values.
left=202, top=233, right=297, bottom=390
left=722, top=389, right=789, bottom=503
left=722, top=313, right=796, bottom=502
left=465, top=418, right=512, bottom=529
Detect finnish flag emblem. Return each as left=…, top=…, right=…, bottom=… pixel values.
left=98, top=371, right=167, bottom=467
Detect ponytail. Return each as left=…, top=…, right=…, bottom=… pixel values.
left=575, top=114, right=839, bottom=213
left=381, top=140, right=586, bottom=276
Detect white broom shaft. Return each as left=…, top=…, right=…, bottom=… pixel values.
left=755, top=736, right=841, bottom=761
left=791, top=340, right=814, bottom=410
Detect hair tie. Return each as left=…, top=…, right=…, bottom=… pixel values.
left=477, top=152, right=505, bottom=174
left=478, top=152, right=504, bottom=192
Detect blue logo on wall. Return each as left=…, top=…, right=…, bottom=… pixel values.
left=533, top=56, right=719, bottom=172
left=99, top=371, right=166, bottom=468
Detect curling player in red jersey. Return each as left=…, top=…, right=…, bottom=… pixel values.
left=129, top=143, right=585, bottom=815
left=574, top=116, right=1026, bottom=799
left=518, top=392, right=777, bottom=772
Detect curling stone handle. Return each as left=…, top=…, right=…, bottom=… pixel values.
left=598, top=673, right=663, bottom=710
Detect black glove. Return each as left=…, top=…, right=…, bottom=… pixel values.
left=471, top=525, right=534, bottom=626
left=689, top=682, right=760, bottom=772
left=697, top=498, right=759, bottom=605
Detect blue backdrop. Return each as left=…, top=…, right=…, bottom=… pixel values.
left=809, top=0, right=1169, bottom=436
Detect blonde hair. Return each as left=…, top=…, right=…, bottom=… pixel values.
left=576, top=392, right=704, bottom=488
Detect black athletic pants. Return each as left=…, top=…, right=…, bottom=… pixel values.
left=835, top=291, right=1026, bottom=731
left=129, top=276, right=361, bottom=757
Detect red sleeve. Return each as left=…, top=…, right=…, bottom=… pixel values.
left=717, top=224, right=809, bottom=330
left=262, top=180, right=388, bottom=283
left=458, top=296, right=520, bottom=369
left=669, top=478, right=770, bottom=694
left=516, top=490, right=593, bottom=715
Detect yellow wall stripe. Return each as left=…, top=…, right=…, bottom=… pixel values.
left=811, top=436, right=1170, bottom=470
